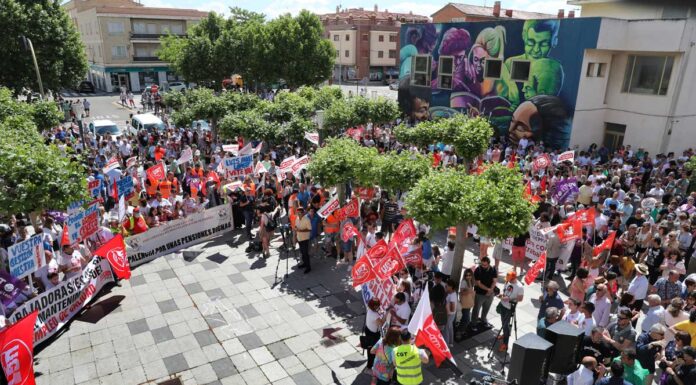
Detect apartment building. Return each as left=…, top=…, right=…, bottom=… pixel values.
left=63, top=0, right=206, bottom=92
left=318, top=6, right=429, bottom=83
left=431, top=2, right=557, bottom=23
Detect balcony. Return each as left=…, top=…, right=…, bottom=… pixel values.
left=130, top=33, right=186, bottom=40
left=133, top=56, right=162, bottom=62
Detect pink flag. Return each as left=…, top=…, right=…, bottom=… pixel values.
left=408, top=285, right=455, bottom=367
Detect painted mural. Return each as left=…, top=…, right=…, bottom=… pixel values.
left=398, top=18, right=601, bottom=150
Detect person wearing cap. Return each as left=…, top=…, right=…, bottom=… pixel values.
left=392, top=330, right=428, bottom=385
left=497, top=271, right=524, bottom=352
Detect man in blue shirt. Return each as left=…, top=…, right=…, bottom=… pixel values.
left=537, top=281, right=565, bottom=319
left=296, top=183, right=310, bottom=209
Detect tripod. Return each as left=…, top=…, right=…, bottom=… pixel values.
left=487, top=301, right=518, bottom=373
left=273, top=223, right=296, bottom=287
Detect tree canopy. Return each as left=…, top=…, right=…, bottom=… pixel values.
left=375, top=151, right=431, bottom=196
left=0, top=0, right=88, bottom=94
left=306, top=138, right=378, bottom=189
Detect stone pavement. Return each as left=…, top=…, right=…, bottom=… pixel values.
left=33, top=229, right=557, bottom=385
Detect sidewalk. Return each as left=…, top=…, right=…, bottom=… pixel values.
left=33, top=229, right=552, bottom=385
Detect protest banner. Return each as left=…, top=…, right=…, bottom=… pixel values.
left=254, top=161, right=267, bottom=177
left=146, top=163, right=166, bottom=183
left=126, top=156, right=137, bottom=169
left=222, top=144, right=238, bottom=154
left=67, top=200, right=85, bottom=216
left=558, top=150, right=575, bottom=164
left=304, top=132, right=319, bottom=145
left=254, top=142, right=263, bottom=154
left=88, top=179, right=101, bottom=199
left=176, top=148, right=193, bottom=165
left=533, top=154, right=551, bottom=172
left=223, top=181, right=243, bottom=193
left=116, top=176, right=134, bottom=198
left=524, top=252, right=547, bottom=285
left=102, top=157, right=119, bottom=173
left=351, top=256, right=376, bottom=287
left=66, top=200, right=100, bottom=244
left=317, top=196, right=339, bottom=218
left=552, top=177, right=579, bottom=204
left=125, top=205, right=233, bottom=267
left=223, top=155, right=254, bottom=178
left=279, top=156, right=295, bottom=171
left=373, top=246, right=405, bottom=281
left=291, top=155, right=309, bottom=176
left=356, top=187, right=375, bottom=201
left=0, top=271, right=28, bottom=308
left=238, top=143, right=253, bottom=155
left=362, top=277, right=395, bottom=313
left=556, top=220, right=583, bottom=243
left=8, top=235, right=44, bottom=279
left=8, top=256, right=114, bottom=345
left=95, top=234, right=131, bottom=280
left=335, top=197, right=360, bottom=221
left=502, top=224, right=547, bottom=261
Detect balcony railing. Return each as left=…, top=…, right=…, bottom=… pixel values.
left=133, top=56, right=162, bottom=62
left=130, top=33, right=186, bottom=40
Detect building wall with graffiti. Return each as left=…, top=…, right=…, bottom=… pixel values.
left=398, top=18, right=601, bottom=150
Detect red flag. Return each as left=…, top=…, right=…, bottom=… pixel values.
left=112, top=180, right=119, bottom=200
left=531, top=195, right=542, bottom=203
left=146, top=163, right=166, bottom=183
left=337, top=198, right=360, bottom=221
left=540, top=176, right=547, bottom=192
left=524, top=252, right=547, bottom=285
left=367, top=239, right=389, bottom=264
left=593, top=231, right=617, bottom=257
left=507, top=161, right=516, bottom=169
left=341, top=222, right=360, bottom=243
left=390, top=218, right=417, bottom=247
left=408, top=285, right=454, bottom=367
left=94, top=234, right=131, bottom=280
left=351, top=255, right=376, bottom=287
left=556, top=220, right=582, bottom=242
left=400, top=243, right=423, bottom=267
left=0, top=310, right=38, bottom=385
left=567, top=208, right=595, bottom=227
left=523, top=181, right=532, bottom=200
left=373, top=246, right=406, bottom=281
left=60, top=224, right=70, bottom=247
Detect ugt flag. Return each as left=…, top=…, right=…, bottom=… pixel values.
left=408, top=285, right=455, bottom=367
left=95, top=234, right=131, bottom=280
left=0, top=310, right=38, bottom=385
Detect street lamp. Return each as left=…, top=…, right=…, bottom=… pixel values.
left=20, top=36, right=45, bottom=99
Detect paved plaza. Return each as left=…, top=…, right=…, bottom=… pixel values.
left=33, top=230, right=552, bottom=385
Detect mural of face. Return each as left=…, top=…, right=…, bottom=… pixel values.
left=508, top=101, right=537, bottom=144
left=522, top=58, right=565, bottom=100
left=524, top=28, right=552, bottom=60
left=412, top=97, right=430, bottom=122
left=471, top=45, right=488, bottom=81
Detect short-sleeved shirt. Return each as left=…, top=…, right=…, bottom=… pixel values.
left=608, top=323, right=637, bottom=348
left=473, top=266, right=497, bottom=295
left=673, top=320, right=696, bottom=347
left=501, top=281, right=524, bottom=309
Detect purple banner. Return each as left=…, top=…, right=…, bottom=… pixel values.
left=553, top=177, right=579, bottom=204
left=0, top=271, right=27, bottom=308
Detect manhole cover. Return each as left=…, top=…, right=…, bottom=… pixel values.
left=157, top=378, right=183, bottom=385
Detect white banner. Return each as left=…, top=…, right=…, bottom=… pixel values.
left=318, top=196, right=339, bottom=218
left=558, top=150, right=575, bottom=164
left=125, top=205, right=234, bottom=267
left=304, top=132, right=319, bottom=145
left=502, top=225, right=548, bottom=261
left=9, top=256, right=114, bottom=345
left=8, top=235, right=44, bottom=279
left=176, top=148, right=193, bottom=165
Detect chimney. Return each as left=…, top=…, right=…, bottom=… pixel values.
left=505, top=9, right=513, bottom=17
left=568, top=10, right=575, bottom=18
left=493, top=1, right=501, bottom=17
left=336, top=5, right=339, bottom=13
left=557, top=9, right=565, bottom=18
left=374, top=4, right=378, bottom=12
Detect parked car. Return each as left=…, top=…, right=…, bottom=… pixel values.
left=77, top=81, right=95, bottom=93
left=167, top=82, right=187, bottom=92
left=131, top=113, right=166, bottom=132
left=191, top=120, right=210, bottom=131
left=89, top=120, right=123, bottom=139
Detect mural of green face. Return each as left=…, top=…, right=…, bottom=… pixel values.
left=524, top=28, right=552, bottom=59
left=522, top=58, right=564, bottom=100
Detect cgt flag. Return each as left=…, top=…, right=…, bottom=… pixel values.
left=0, top=310, right=38, bottom=385
left=95, top=234, right=131, bottom=280
left=524, top=252, right=547, bottom=285
left=593, top=231, right=617, bottom=257
left=408, top=285, right=454, bottom=367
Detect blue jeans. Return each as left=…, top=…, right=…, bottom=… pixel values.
left=243, top=210, right=254, bottom=241
left=459, top=308, right=471, bottom=330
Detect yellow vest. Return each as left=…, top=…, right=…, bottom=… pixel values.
left=394, top=344, right=423, bottom=385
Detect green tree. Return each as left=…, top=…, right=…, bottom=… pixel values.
left=307, top=138, right=378, bottom=202
left=686, top=156, right=696, bottom=193
left=0, top=0, right=88, bottom=94
left=322, top=98, right=357, bottom=137
left=368, top=97, right=400, bottom=126
left=376, top=151, right=431, bottom=196
left=313, top=86, right=344, bottom=111
left=168, top=88, right=232, bottom=139
left=30, top=100, right=63, bottom=131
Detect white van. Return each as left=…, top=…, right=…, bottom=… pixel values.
left=131, top=113, right=166, bottom=132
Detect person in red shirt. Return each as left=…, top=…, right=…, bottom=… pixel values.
left=432, top=149, right=442, bottom=168
left=203, top=165, right=222, bottom=206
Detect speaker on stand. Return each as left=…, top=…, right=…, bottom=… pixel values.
left=507, top=333, right=553, bottom=385
left=543, top=321, right=584, bottom=375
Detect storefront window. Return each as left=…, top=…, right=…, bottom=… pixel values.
left=139, top=71, right=159, bottom=87
left=167, top=72, right=181, bottom=82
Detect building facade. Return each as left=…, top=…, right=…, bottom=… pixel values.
left=318, top=6, right=429, bottom=83
left=432, top=2, right=557, bottom=23
left=63, top=0, right=206, bottom=92
left=398, top=14, right=696, bottom=154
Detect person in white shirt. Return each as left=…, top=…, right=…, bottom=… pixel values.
left=627, top=264, right=650, bottom=310
left=580, top=302, right=595, bottom=335
left=567, top=357, right=598, bottom=385
left=389, top=292, right=411, bottom=330
left=590, top=284, right=612, bottom=328
left=648, top=183, right=665, bottom=200
left=640, top=294, right=664, bottom=333
left=439, top=241, right=455, bottom=277
left=365, top=226, right=377, bottom=248
left=563, top=298, right=586, bottom=327
left=498, top=271, right=524, bottom=352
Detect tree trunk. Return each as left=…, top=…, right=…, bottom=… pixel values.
left=211, top=117, right=218, bottom=143
left=337, top=183, right=346, bottom=204
left=450, top=222, right=468, bottom=289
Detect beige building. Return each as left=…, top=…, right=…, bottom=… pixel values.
left=63, top=0, right=206, bottom=92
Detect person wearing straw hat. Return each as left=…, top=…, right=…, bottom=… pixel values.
left=627, top=264, right=650, bottom=313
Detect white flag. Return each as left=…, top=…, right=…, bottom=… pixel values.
left=238, top=142, right=253, bottom=155
left=118, top=194, right=126, bottom=221
left=408, top=285, right=455, bottom=367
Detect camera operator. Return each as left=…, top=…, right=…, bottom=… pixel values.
left=496, top=271, right=524, bottom=352
left=662, top=346, right=696, bottom=385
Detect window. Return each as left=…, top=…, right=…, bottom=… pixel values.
left=107, top=22, right=124, bottom=34
left=438, top=56, right=454, bottom=90
left=133, top=22, right=146, bottom=34
left=389, top=50, right=396, bottom=59
left=586, top=62, right=596, bottom=77
left=335, top=49, right=339, bottom=57
left=362, top=34, right=368, bottom=41
left=170, top=24, right=183, bottom=34
left=410, top=55, right=431, bottom=87
left=344, top=50, right=349, bottom=58
left=510, top=60, right=530, bottom=81
left=111, top=45, right=127, bottom=58
left=345, top=34, right=350, bottom=41
left=378, top=51, right=384, bottom=58
left=389, top=34, right=397, bottom=43
left=378, top=35, right=384, bottom=42
left=333, top=34, right=339, bottom=41
left=484, top=59, right=502, bottom=79
left=597, top=63, right=607, bottom=77
left=147, top=23, right=157, bottom=34
left=622, top=55, right=674, bottom=95
left=161, top=24, right=170, bottom=33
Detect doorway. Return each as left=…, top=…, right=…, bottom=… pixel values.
left=118, top=74, right=129, bottom=91
left=603, top=122, right=626, bottom=152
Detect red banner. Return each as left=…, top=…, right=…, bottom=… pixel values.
left=391, top=218, right=417, bottom=247
left=556, top=220, right=582, bottom=242
left=146, top=163, right=166, bottom=183
left=351, top=256, right=376, bottom=287
left=60, top=224, right=70, bottom=247
left=336, top=198, right=360, bottom=221
left=567, top=208, right=596, bottom=227
left=400, top=243, right=423, bottom=267
left=367, top=239, right=389, bottom=264
left=341, top=222, right=360, bottom=243
left=593, top=231, right=617, bottom=257
left=356, top=187, right=375, bottom=201
left=0, top=310, right=38, bottom=385
left=524, top=252, right=547, bottom=285
left=373, top=246, right=405, bottom=281
left=94, top=234, right=131, bottom=280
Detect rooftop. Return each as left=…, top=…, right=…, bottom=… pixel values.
left=437, top=2, right=556, bottom=19
left=318, top=6, right=430, bottom=22
left=94, top=5, right=207, bottom=18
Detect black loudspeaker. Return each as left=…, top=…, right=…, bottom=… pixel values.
left=543, top=320, right=584, bottom=375
left=507, top=333, right=553, bottom=385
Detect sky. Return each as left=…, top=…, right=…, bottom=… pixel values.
left=139, top=0, right=581, bottom=19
